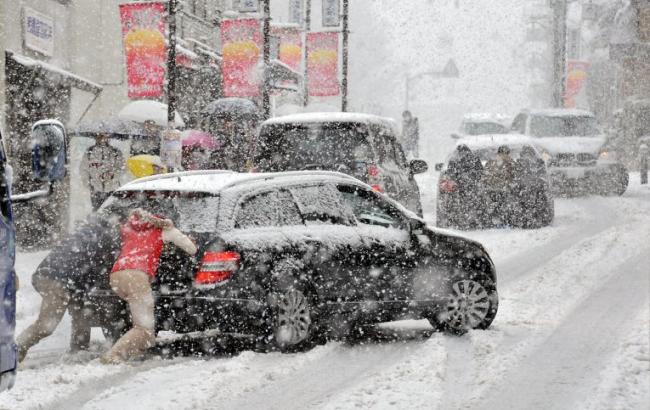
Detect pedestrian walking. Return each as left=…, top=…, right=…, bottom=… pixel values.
left=402, top=110, right=420, bottom=158
left=16, top=216, right=121, bottom=362
left=482, top=145, right=516, bottom=225
left=101, top=209, right=196, bottom=364
left=80, top=133, right=124, bottom=210
left=447, top=144, right=483, bottom=227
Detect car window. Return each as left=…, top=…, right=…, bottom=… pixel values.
left=290, top=184, right=355, bottom=225
left=374, top=125, right=398, bottom=165
left=393, top=140, right=409, bottom=168
left=511, top=114, right=527, bottom=133
left=337, top=185, right=408, bottom=230
left=235, top=189, right=303, bottom=228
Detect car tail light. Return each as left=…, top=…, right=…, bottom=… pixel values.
left=439, top=177, right=458, bottom=193
left=194, top=251, right=240, bottom=286
left=367, top=164, right=384, bottom=192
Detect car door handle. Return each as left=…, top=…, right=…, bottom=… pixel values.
left=303, top=236, right=322, bottom=244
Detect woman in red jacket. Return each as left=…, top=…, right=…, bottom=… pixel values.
left=101, top=208, right=197, bottom=364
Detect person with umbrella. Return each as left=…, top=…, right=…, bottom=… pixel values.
left=80, top=133, right=124, bottom=210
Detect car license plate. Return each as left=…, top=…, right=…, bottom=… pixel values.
left=564, top=168, right=585, bottom=179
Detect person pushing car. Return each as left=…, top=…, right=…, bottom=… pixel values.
left=17, top=215, right=121, bottom=362
left=101, top=208, right=197, bottom=364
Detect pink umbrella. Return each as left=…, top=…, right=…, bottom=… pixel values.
left=181, top=130, right=219, bottom=150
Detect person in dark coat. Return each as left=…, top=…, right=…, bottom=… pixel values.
left=16, top=215, right=121, bottom=362
left=447, top=144, right=484, bottom=227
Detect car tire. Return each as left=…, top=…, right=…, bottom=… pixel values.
left=428, top=273, right=498, bottom=335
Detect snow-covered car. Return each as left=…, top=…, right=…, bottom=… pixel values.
left=451, top=113, right=510, bottom=139
left=435, top=135, right=554, bottom=229
left=87, top=170, right=498, bottom=352
left=511, top=109, right=629, bottom=195
left=254, top=113, right=428, bottom=216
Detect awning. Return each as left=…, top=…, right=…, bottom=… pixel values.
left=7, top=51, right=102, bottom=95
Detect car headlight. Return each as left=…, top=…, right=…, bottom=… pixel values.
left=598, top=150, right=616, bottom=161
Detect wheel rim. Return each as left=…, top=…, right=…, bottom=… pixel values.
left=444, top=280, right=490, bottom=331
left=275, top=289, right=312, bottom=346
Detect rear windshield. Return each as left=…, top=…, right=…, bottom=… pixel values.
left=99, top=190, right=220, bottom=233
left=529, top=115, right=599, bottom=137
left=462, top=121, right=508, bottom=135
left=254, top=122, right=372, bottom=171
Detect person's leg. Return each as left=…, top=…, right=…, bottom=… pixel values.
left=102, top=270, right=155, bottom=363
left=16, top=277, right=70, bottom=362
left=68, top=296, right=91, bottom=352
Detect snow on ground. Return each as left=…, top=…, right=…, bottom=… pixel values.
left=1, top=175, right=649, bottom=410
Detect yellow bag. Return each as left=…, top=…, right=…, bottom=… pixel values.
left=126, top=155, right=167, bottom=178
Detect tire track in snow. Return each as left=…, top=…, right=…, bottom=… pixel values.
left=475, top=250, right=650, bottom=410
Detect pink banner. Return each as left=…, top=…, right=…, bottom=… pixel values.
left=564, top=60, right=590, bottom=108
left=119, top=2, right=167, bottom=99
left=307, top=32, right=340, bottom=97
left=221, top=19, right=262, bottom=97
left=271, top=26, right=302, bottom=72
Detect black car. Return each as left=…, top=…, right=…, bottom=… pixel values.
left=88, top=170, right=498, bottom=352
left=253, top=113, right=428, bottom=216
left=436, top=135, right=554, bottom=229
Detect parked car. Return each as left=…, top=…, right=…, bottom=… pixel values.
left=511, top=109, right=628, bottom=195
left=451, top=113, right=510, bottom=139
left=253, top=113, right=428, bottom=216
left=435, top=135, right=554, bottom=229
left=87, top=170, right=498, bottom=352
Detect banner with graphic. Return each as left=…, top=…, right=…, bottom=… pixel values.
left=564, top=60, right=590, bottom=108
left=307, top=32, right=340, bottom=96
left=119, top=2, right=167, bottom=99
left=271, top=26, right=302, bottom=72
left=221, top=18, right=262, bottom=97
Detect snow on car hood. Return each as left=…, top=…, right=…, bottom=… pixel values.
left=533, top=136, right=605, bottom=155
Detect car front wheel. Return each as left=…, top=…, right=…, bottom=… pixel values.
left=429, top=276, right=498, bottom=334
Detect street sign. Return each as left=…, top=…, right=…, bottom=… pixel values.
left=322, top=0, right=340, bottom=27
left=238, top=0, right=259, bottom=13
left=442, top=59, right=459, bottom=77
left=289, top=0, right=304, bottom=25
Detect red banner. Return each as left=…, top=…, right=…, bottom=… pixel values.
left=119, top=2, right=167, bottom=99
left=221, top=19, right=262, bottom=97
left=271, top=26, right=302, bottom=72
left=564, top=60, right=590, bottom=108
left=307, top=32, right=340, bottom=97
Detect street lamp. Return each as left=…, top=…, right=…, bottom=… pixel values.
left=404, top=59, right=459, bottom=110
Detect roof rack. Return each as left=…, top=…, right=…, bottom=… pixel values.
left=125, top=169, right=236, bottom=185
left=218, top=170, right=360, bottom=191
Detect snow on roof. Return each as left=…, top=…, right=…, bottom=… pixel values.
left=9, top=51, right=102, bottom=93
left=525, top=108, right=595, bottom=117
left=118, top=170, right=360, bottom=194
left=264, top=112, right=397, bottom=127
left=462, top=113, right=510, bottom=122
left=456, top=134, right=538, bottom=150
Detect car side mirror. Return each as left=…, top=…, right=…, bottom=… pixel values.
left=409, top=159, right=428, bottom=174
left=31, top=120, right=67, bottom=182
left=434, top=163, right=444, bottom=171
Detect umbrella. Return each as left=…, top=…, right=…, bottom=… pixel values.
left=181, top=130, right=219, bottom=150
left=73, top=117, right=145, bottom=139
left=118, top=100, right=185, bottom=128
left=201, top=98, right=260, bottom=120
left=126, top=154, right=167, bottom=178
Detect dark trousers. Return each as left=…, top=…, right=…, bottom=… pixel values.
left=90, top=191, right=111, bottom=210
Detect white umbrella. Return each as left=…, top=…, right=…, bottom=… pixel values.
left=118, top=100, right=185, bottom=128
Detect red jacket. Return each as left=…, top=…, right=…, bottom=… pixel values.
left=111, top=213, right=165, bottom=277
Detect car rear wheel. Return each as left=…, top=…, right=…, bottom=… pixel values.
left=429, top=275, right=498, bottom=335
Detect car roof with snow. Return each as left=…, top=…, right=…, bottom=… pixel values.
left=116, top=170, right=363, bottom=194
left=263, top=112, right=398, bottom=130
left=456, top=134, right=539, bottom=150
left=461, top=113, right=510, bottom=123
left=523, top=108, right=595, bottom=118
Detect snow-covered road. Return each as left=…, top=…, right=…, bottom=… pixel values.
left=1, top=175, right=649, bottom=410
